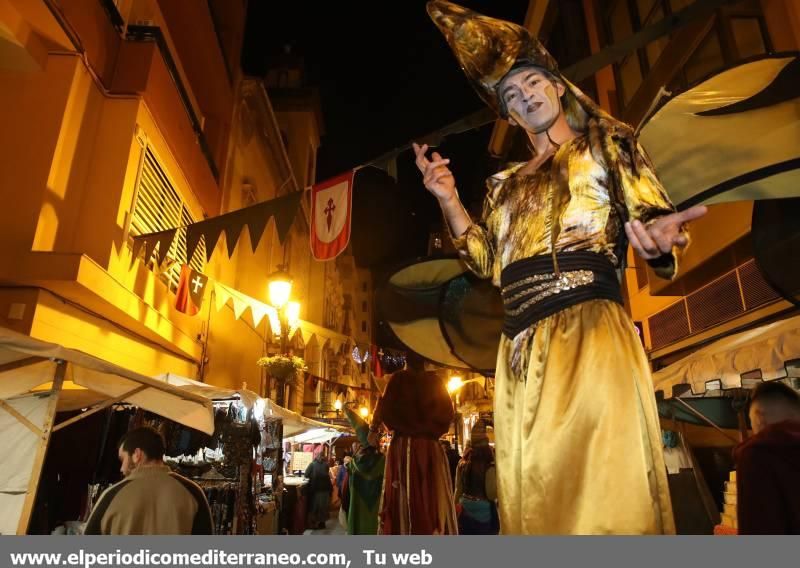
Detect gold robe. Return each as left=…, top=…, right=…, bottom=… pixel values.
left=452, top=125, right=677, bottom=535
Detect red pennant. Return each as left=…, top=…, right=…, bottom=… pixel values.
left=310, top=172, right=354, bottom=261
left=175, top=265, right=208, bottom=316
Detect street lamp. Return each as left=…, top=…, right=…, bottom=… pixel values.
left=268, top=266, right=292, bottom=309
left=447, top=375, right=464, bottom=394
left=359, top=405, right=369, bottom=419
left=268, top=266, right=297, bottom=407
left=447, top=376, right=487, bottom=453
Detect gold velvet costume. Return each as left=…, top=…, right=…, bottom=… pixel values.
left=453, top=128, right=677, bottom=535
left=427, top=0, right=679, bottom=534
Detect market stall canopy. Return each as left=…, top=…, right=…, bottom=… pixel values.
left=285, top=427, right=343, bottom=445
left=155, top=373, right=261, bottom=410
left=652, top=314, right=800, bottom=396
left=0, top=326, right=215, bottom=535
left=0, top=327, right=214, bottom=433
left=639, top=53, right=800, bottom=209
left=153, top=373, right=349, bottom=438
left=263, top=398, right=348, bottom=438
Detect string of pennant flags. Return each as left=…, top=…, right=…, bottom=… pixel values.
left=131, top=0, right=730, bottom=269
left=131, top=167, right=360, bottom=267
left=174, top=265, right=406, bottom=384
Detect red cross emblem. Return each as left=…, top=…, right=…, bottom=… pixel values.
left=325, top=198, right=336, bottom=232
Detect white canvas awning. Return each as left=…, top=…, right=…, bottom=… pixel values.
left=263, top=398, right=347, bottom=438
left=653, top=314, right=800, bottom=396
left=154, top=373, right=348, bottom=439
left=155, top=373, right=261, bottom=410
left=0, top=326, right=215, bottom=535
left=285, top=427, right=343, bottom=445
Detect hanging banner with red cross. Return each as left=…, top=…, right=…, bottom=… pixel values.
left=175, top=264, right=208, bottom=316
left=310, top=171, right=354, bottom=261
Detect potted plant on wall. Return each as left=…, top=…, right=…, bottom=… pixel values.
left=257, top=354, right=307, bottom=394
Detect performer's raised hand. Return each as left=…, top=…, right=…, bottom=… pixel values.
left=413, top=142, right=457, bottom=203
left=625, top=205, right=707, bottom=260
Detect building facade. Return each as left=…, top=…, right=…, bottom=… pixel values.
left=0, top=0, right=371, bottom=416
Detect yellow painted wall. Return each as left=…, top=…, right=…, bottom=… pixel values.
left=30, top=288, right=196, bottom=378
left=275, top=111, right=320, bottom=190
left=648, top=201, right=753, bottom=297
left=0, top=6, right=357, bottom=418
left=0, top=54, right=78, bottom=254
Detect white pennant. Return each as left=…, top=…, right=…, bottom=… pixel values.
left=268, top=310, right=282, bottom=337
left=214, top=282, right=232, bottom=312
left=251, top=302, right=271, bottom=327
left=231, top=293, right=249, bottom=320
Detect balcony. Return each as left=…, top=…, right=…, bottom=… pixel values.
left=647, top=259, right=786, bottom=353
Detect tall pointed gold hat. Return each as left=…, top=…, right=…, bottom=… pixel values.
left=427, top=0, right=559, bottom=116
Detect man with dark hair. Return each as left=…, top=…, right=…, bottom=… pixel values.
left=85, top=427, right=213, bottom=535
left=734, top=381, right=800, bottom=534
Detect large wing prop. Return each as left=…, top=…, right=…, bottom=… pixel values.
left=377, top=257, right=503, bottom=373
left=639, top=54, right=800, bottom=209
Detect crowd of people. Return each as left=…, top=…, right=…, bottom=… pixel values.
left=79, top=378, right=800, bottom=536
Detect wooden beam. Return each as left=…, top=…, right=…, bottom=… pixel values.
left=16, top=361, right=65, bottom=535
left=622, top=16, right=717, bottom=125
left=52, top=385, right=148, bottom=433
left=0, top=399, right=43, bottom=437
left=0, top=356, right=46, bottom=374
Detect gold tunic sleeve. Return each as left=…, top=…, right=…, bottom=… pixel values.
left=611, top=135, right=685, bottom=280
left=449, top=184, right=500, bottom=280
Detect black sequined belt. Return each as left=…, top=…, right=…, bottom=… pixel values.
left=500, top=251, right=623, bottom=339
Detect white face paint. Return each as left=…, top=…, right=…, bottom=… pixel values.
left=498, top=68, right=564, bottom=134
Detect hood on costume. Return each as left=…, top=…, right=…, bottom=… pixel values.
left=734, top=419, right=800, bottom=467
left=344, top=406, right=372, bottom=448
left=426, top=0, right=615, bottom=131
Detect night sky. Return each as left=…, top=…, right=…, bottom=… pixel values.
left=242, top=1, right=531, bottom=348
left=242, top=1, right=529, bottom=179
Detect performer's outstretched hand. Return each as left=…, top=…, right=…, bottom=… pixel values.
left=413, top=142, right=457, bottom=203
left=625, top=205, right=707, bottom=260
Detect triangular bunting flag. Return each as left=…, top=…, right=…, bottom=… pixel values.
left=203, top=220, right=225, bottom=262
left=186, top=225, right=203, bottom=266
left=155, top=229, right=177, bottom=267
left=214, top=282, right=232, bottom=312
left=135, top=193, right=304, bottom=265
left=268, top=310, right=281, bottom=337
left=251, top=302, right=271, bottom=328
left=231, top=293, right=249, bottom=320
left=223, top=211, right=248, bottom=258
left=273, top=191, right=303, bottom=243
left=245, top=201, right=273, bottom=252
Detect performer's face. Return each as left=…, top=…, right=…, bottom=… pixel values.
left=499, top=68, right=565, bottom=133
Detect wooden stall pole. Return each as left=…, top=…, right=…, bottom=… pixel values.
left=16, top=360, right=66, bottom=535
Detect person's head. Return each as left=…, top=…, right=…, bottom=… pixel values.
left=405, top=351, right=426, bottom=372
left=440, top=439, right=452, bottom=450
left=749, top=381, right=800, bottom=434
left=117, top=427, right=165, bottom=477
left=497, top=65, right=565, bottom=133
left=343, top=455, right=352, bottom=465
